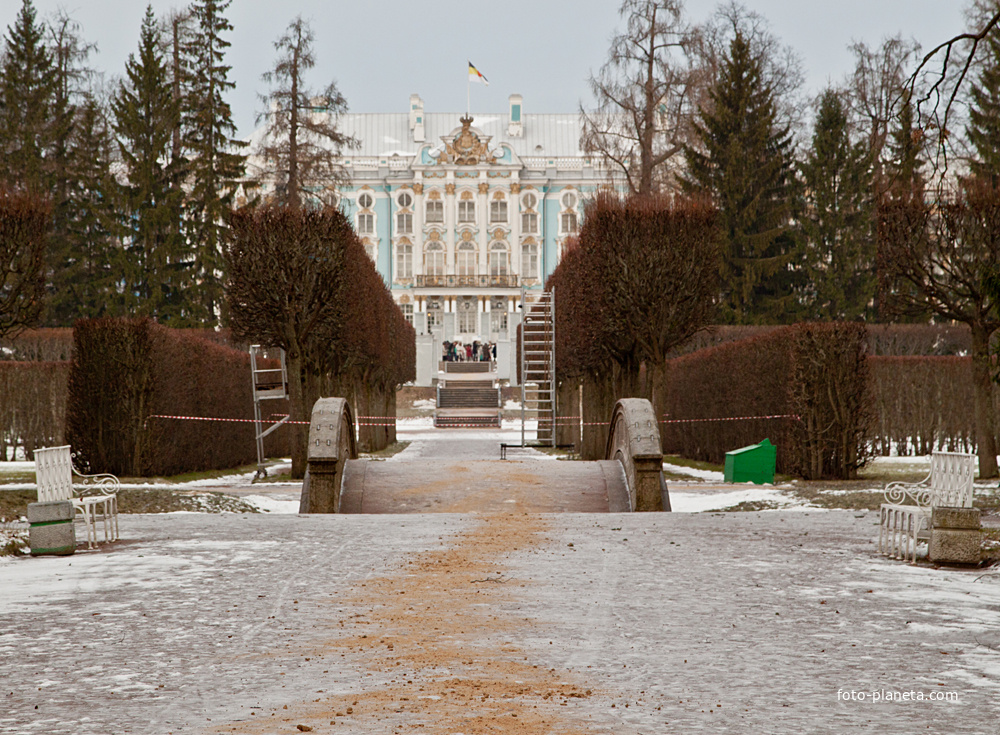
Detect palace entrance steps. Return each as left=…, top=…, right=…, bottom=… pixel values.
left=299, top=397, right=670, bottom=515
left=433, top=361, right=501, bottom=428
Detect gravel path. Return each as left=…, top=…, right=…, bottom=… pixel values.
left=2, top=428, right=999, bottom=733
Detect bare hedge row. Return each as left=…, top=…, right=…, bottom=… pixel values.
left=65, top=318, right=289, bottom=477
left=659, top=323, right=873, bottom=479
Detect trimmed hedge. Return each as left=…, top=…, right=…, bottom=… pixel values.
left=66, top=318, right=283, bottom=477
left=661, top=323, right=873, bottom=479
left=0, top=361, right=69, bottom=460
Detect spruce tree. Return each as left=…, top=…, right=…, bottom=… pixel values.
left=0, top=0, right=57, bottom=191
left=684, top=31, right=798, bottom=324
left=51, top=94, right=118, bottom=322
left=884, top=89, right=925, bottom=200
left=799, top=89, right=873, bottom=321
left=112, top=5, right=189, bottom=323
left=181, top=0, right=246, bottom=326
left=967, top=6, right=1000, bottom=186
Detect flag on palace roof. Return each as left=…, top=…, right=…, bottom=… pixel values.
left=468, top=61, right=488, bottom=85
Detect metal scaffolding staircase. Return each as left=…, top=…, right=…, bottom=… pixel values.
left=520, top=287, right=555, bottom=447
left=250, top=345, right=289, bottom=481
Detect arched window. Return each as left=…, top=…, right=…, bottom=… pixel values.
left=457, top=242, right=476, bottom=277
left=489, top=242, right=508, bottom=277
left=396, top=241, right=412, bottom=278
left=425, top=242, right=445, bottom=276
left=521, top=241, right=538, bottom=280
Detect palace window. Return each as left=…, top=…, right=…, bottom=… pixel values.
left=458, top=297, right=478, bottom=334
left=426, top=200, right=443, bottom=223
left=397, top=191, right=413, bottom=208
left=425, top=242, right=445, bottom=276
left=427, top=298, right=442, bottom=328
left=561, top=211, right=578, bottom=234
left=397, top=211, right=412, bottom=233
left=396, top=242, right=412, bottom=278
left=457, top=242, right=476, bottom=277
left=489, top=242, right=508, bottom=276
left=561, top=190, right=578, bottom=233
left=490, top=200, right=508, bottom=223
left=490, top=296, right=508, bottom=333
left=400, top=303, right=413, bottom=326
left=521, top=211, right=537, bottom=233
left=521, top=242, right=538, bottom=279
left=521, top=191, right=538, bottom=233
left=357, top=191, right=374, bottom=235
left=458, top=200, right=475, bottom=223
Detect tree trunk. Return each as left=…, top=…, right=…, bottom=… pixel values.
left=971, top=323, right=999, bottom=478
left=286, top=346, right=308, bottom=479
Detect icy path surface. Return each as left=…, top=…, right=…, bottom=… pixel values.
left=2, top=511, right=1000, bottom=733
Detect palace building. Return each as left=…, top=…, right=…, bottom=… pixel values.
left=249, top=93, right=611, bottom=385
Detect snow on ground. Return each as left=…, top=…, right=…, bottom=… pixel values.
left=668, top=484, right=804, bottom=513
left=662, top=461, right=725, bottom=482
left=240, top=495, right=300, bottom=513
left=412, top=398, right=436, bottom=410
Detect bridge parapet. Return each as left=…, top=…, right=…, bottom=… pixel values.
left=299, top=398, right=357, bottom=513
left=605, top=399, right=671, bottom=512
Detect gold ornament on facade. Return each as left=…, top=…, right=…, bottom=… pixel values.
left=427, top=189, right=441, bottom=200
left=435, top=115, right=496, bottom=166
left=412, top=184, right=424, bottom=195
left=460, top=190, right=474, bottom=201
left=399, top=294, right=411, bottom=304
left=461, top=230, right=474, bottom=242
left=427, top=230, right=441, bottom=241
left=445, top=183, right=456, bottom=195
left=492, top=191, right=505, bottom=200
left=478, top=182, right=490, bottom=194
left=510, top=182, right=521, bottom=193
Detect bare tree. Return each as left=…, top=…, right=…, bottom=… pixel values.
left=226, top=205, right=353, bottom=477
left=581, top=0, right=700, bottom=195
left=0, top=189, right=49, bottom=339
left=845, top=35, right=922, bottom=175
left=877, top=179, right=1000, bottom=478
left=252, top=16, right=357, bottom=209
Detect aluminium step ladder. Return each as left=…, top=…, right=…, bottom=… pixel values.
left=250, top=345, right=289, bottom=481
left=520, top=287, right=555, bottom=447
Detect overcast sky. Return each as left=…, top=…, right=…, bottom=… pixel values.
left=0, top=0, right=974, bottom=140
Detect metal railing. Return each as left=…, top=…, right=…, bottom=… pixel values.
left=416, top=274, right=519, bottom=288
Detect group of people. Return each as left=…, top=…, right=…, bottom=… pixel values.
left=443, top=340, right=495, bottom=362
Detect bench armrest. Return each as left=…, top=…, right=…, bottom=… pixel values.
left=72, top=464, right=120, bottom=498
left=883, top=479, right=932, bottom=508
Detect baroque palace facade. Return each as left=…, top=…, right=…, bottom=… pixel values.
left=251, top=94, right=611, bottom=385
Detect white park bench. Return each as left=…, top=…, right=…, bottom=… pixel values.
left=35, top=445, right=120, bottom=550
left=879, top=451, right=976, bottom=563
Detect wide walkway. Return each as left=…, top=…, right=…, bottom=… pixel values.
left=2, top=426, right=999, bottom=734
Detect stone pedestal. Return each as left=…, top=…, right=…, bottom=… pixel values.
left=28, top=500, right=76, bottom=556
left=929, top=507, right=981, bottom=565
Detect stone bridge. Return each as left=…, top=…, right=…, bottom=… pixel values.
left=299, top=397, right=669, bottom=514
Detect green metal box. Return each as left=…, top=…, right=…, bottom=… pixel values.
left=723, top=438, right=776, bottom=485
